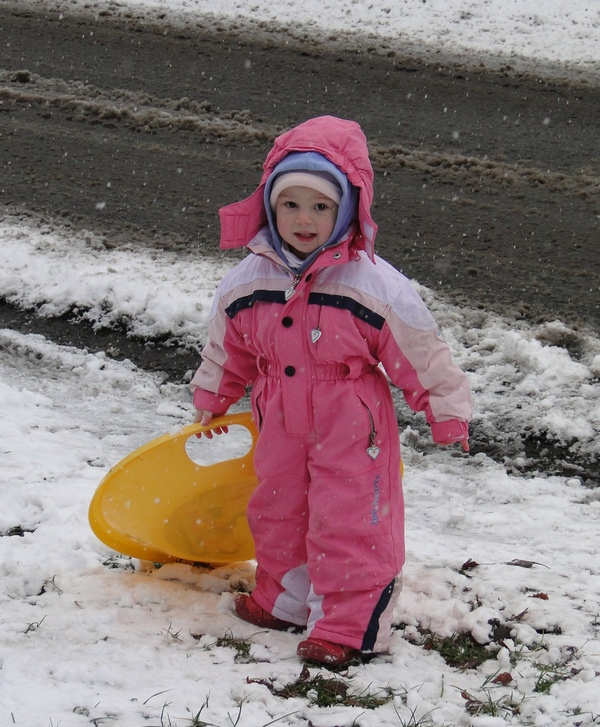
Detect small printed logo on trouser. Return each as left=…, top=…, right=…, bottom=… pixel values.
left=371, top=474, right=381, bottom=524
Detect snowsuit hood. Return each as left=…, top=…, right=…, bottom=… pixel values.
left=218, top=115, right=378, bottom=261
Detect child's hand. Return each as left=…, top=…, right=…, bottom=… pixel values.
left=193, top=410, right=229, bottom=439
left=430, top=420, right=469, bottom=453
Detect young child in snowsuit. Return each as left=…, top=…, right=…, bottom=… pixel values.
left=191, top=115, right=472, bottom=667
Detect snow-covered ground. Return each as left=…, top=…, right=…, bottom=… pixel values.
left=34, top=0, right=600, bottom=81
left=2, top=0, right=600, bottom=725
left=1, top=215, right=599, bottom=727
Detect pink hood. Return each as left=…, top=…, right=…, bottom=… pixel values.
left=218, top=115, right=378, bottom=261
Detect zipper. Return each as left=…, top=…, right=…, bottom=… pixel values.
left=361, top=401, right=380, bottom=460
left=284, top=273, right=302, bottom=301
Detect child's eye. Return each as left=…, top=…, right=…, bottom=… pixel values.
left=283, top=200, right=297, bottom=209
left=315, top=202, right=331, bottom=211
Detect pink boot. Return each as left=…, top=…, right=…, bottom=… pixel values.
left=234, top=594, right=296, bottom=631
left=297, top=637, right=360, bottom=667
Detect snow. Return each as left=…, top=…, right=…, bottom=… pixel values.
left=1, top=217, right=599, bottom=726
left=2, top=0, right=600, bottom=724
left=0, top=221, right=230, bottom=346
left=46, top=0, right=600, bottom=80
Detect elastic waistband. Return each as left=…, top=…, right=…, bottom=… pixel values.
left=257, top=357, right=374, bottom=381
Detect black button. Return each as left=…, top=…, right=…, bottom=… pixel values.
left=282, top=316, right=293, bottom=327
left=284, top=366, right=296, bottom=377
left=306, top=274, right=313, bottom=281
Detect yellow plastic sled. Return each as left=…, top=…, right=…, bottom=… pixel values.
left=89, top=412, right=258, bottom=564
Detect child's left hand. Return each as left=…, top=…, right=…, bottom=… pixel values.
left=193, top=409, right=229, bottom=439
left=431, top=419, right=469, bottom=453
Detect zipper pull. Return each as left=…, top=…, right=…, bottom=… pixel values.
left=361, top=401, right=381, bottom=460
left=285, top=274, right=301, bottom=301
left=366, top=413, right=380, bottom=460
left=367, top=439, right=380, bottom=460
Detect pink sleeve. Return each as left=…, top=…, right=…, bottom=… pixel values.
left=192, top=387, right=235, bottom=416
left=376, top=321, right=472, bottom=435
left=190, top=292, right=258, bottom=414
left=430, top=419, right=469, bottom=444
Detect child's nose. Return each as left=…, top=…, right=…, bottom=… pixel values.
left=296, top=208, right=312, bottom=223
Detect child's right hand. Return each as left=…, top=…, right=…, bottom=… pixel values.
left=193, top=409, right=228, bottom=439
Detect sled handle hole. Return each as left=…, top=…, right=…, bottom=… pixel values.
left=184, top=424, right=253, bottom=466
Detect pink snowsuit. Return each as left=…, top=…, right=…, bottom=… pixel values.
left=191, top=116, right=472, bottom=651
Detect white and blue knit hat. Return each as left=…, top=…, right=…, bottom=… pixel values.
left=269, top=171, right=342, bottom=209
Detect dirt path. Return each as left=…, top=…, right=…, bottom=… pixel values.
left=1, top=2, right=599, bottom=334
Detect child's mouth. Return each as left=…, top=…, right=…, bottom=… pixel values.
left=294, top=232, right=316, bottom=242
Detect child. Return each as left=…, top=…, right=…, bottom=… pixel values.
left=191, top=115, right=472, bottom=667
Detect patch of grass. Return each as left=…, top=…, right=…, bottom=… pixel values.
left=391, top=703, right=437, bottom=726
left=507, top=641, right=530, bottom=667
left=423, top=631, right=497, bottom=669
left=396, top=621, right=503, bottom=669
left=533, top=663, right=570, bottom=694
left=215, top=632, right=253, bottom=663
left=460, top=688, right=523, bottom=718
left=248, top=664, right=392, bottom=709
left=148, top=694, right=299, bottom=727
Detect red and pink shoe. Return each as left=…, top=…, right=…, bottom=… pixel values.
left=297, top=637, right=360, bottom=667
left=234, top=594, right=297, bottom=631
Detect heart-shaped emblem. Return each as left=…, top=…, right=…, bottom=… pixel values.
left=367, top=445, right=380, bottom=460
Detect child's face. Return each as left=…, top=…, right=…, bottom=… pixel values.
left=274, top=185, right=338, bottom=259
